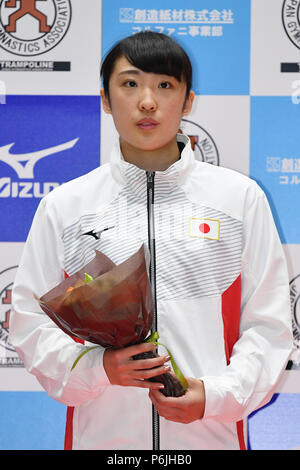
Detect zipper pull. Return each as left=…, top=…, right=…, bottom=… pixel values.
left=146, top=170, right=155, bottom=186
left=146, top=171, right=155, bottom=207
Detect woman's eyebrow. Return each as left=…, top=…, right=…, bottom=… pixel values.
left=118, top=69, right=140, bottom=76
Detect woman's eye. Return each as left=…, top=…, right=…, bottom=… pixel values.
left=159, top=82, right=171, bottom=89
left=124, top=80, right=137, bottom=87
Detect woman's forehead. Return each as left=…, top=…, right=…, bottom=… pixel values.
left=112, top=56, right=140, bottom=75
left=111, top=55, right=181, bottom=82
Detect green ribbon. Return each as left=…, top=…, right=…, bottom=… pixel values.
left=84, top=272, right=94, bottom=283
left=71, top=346, right=99, bottom=371
left=69, top=273, right=96, bottom=370
left=144, top=331, right=188, bottom=391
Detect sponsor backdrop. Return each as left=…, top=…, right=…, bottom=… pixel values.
left=0, top=0, right=299, bottom=450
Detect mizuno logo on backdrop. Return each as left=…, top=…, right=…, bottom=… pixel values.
left=0, top=138, right=79, bottom=179
left=0, top=138, right=79, bottom=199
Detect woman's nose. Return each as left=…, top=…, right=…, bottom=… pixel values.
left=139, top=89, right=157, bottom=112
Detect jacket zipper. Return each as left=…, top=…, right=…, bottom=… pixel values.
left=146, top=170, right=160, bottom=451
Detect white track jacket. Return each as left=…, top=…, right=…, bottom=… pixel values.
left=10, top=134, right=293, bottom=450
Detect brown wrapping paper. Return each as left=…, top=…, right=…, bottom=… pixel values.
left=37, top=244, right=185, bottom=396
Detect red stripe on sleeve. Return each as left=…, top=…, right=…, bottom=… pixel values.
left=221, top=274, right=241, bottom=364
left=63, top=270, right=84, bottom=450
left=221, top=274, right=246, bottom=449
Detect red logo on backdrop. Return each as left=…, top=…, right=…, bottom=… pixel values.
left=179, top=119, right=220, bottom=165
left=0, top=265, right=23, bottom=366
left=5, top=0, right=51, bottom=33
left=0, top=0, right=72, bottom=56
left=2, top=284, right=11, bottom=328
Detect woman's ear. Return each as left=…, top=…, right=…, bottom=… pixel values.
left=100, top=88, right=112, bottom=114
left=182, top=90, right=195, bottom=116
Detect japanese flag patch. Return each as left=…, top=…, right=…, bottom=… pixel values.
left=189, top=218, right=220, bottom=240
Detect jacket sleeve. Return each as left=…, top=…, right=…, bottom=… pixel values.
left=202, top=183, right=293, bottom=422
left=10, top=196, right=111, bottom=407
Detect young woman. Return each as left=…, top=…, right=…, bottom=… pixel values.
left=11, top=32, right=293, bottom=450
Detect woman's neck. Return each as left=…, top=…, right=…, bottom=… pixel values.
left=120, top=138, right=180, bottom=172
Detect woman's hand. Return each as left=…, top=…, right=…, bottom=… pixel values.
left=103, top=342, right=170, bottom=390
left=149, top=377, right=206, bottom=423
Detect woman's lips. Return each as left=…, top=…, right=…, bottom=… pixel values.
left=136, top=118, right=159, bottom=130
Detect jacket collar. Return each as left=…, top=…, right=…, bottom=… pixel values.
left=110, top=133, right=195, bottom=200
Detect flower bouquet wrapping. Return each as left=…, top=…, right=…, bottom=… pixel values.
left=37, top=244, right=187, bottom=397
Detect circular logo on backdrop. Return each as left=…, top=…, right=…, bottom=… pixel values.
left=282, top=0, right=300, bottom=50
left=180, top=119, right=219, bottom=166
left=290, top=274, right=300, bottom=350
left=0, top=0, right=72, bottom=56
left=0, top=266, right=18, bottom=355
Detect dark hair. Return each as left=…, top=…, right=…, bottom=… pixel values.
left=101, top=31, right=192, bottom=98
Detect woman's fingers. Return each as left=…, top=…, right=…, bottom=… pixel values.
left=103, top=342, right=171, bottom=389
left=130, top=363, right=170, bottom=380
left=131, top=379, right=165, bottom=390
left=129, top=353, right=170, bottom=370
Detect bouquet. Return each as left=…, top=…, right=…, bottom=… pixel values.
left=37, top=244, right=187, bottom=397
